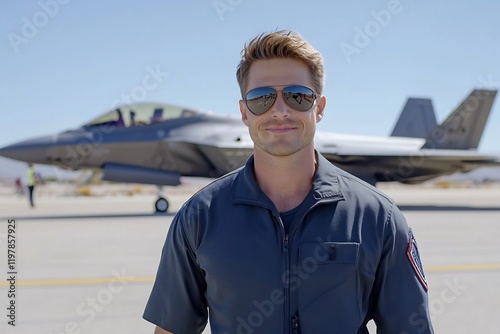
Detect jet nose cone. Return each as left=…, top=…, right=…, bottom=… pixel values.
left=0, top=135, right=55, bottom=164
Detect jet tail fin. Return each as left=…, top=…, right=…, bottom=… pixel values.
left=391, top=98, right=437, bottom=138
left=423, top=89, right=497, bottom=150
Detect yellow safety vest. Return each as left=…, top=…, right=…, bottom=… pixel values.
left=27, top=167, right=35, bottom=186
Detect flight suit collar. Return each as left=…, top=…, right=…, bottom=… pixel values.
left=233, top=151, right=345, bottom=205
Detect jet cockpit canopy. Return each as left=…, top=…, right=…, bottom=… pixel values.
left=83, top=103, right=201, bottom=128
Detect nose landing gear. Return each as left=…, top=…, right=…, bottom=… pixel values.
left=155, top=197, right=169, bottom=213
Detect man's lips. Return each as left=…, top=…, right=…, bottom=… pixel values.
left=266, top=127, right=296, bottom=133
left=265, top=123, right=298, bottom=133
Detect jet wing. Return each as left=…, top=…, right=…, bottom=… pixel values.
left=319, top=146, right=500, bottom=184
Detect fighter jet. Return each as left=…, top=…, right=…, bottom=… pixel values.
left=1, top=89, right=499, bottom=212
left=390, top=97, right=437, bottom=139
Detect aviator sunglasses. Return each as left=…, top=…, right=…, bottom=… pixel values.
left=244, top=85, right=318, bottom=115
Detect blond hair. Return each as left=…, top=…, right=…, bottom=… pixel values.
left=236, top=30, right=325, bottom=98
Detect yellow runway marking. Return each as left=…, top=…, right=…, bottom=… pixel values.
left=0, top=276, right=155, bottom=287
left=1, top=263, right=499, bottom=288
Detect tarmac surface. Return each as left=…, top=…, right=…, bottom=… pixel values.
left=0, top=183, right=499, bottom=334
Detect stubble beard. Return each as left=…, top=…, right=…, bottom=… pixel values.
left=249, top=116, right=317, bottom=157
left=254, top=127, right=315, bottom=158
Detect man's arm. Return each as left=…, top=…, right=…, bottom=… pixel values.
left=154, top=326, right=173, bottom=334
left=372, top=204, right=434, bottom=333
left=143, top=207, right=208, bottom=333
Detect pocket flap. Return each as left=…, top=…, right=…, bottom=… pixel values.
left=300, top=242, right=359, bottom=266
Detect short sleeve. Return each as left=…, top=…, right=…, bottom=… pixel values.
left=143, top=208, right=208, bottom=333
left=371, top=204, right=434, bottom=333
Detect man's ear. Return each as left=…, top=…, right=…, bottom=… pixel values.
left=315, top=95, right=326, bottom=123
left=239, top=100, right=249, bottom=126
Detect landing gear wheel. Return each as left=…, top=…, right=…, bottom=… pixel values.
left=155, top=197, right=169, bottom=213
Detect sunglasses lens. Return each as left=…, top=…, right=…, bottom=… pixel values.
left=245, top=85, right=316, bottom=115
left=245, top=87, right=276, bottom=115
left=283, top=85, right=316, bottom=111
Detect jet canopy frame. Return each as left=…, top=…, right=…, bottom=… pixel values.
left=83, top=103, right=201, bottom=128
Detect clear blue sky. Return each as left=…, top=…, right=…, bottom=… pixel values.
left=1, top=0, right=499, bottom=152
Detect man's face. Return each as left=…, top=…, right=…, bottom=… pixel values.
left=239, top=58, right=326, bottom=157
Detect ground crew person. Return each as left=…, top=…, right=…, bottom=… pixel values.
left=27, top=163, right=36, bottom=207
left=143, top=30, right=434, bottom=334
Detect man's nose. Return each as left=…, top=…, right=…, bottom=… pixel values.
left=270, top=94, right=290, bottom=117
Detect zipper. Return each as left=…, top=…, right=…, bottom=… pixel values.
left=274, top=198, right=342, bottom=334
left=283, top=234, right=289, bottom=252
left=286, top=199, right=342, bottom=334
left=291, top=313, right=300, bottom=334
left=273, top=214, right=290, bottom=334
left=284, top=233, right=290, bottom=334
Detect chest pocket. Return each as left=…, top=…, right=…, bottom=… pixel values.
left=297, top=242, right=362, bottom=334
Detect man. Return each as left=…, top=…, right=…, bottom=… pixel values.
left=144, top=30, right=434, bottom=334
left=27, top=163, right=36, bottom=207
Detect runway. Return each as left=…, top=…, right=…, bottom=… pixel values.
left=0, top=184, right=499, bottom=333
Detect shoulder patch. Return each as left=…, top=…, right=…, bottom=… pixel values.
left=406, top=229, right=428, bottom=292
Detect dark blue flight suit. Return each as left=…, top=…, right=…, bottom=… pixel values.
left=144, top=153, right=434, bottom=333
